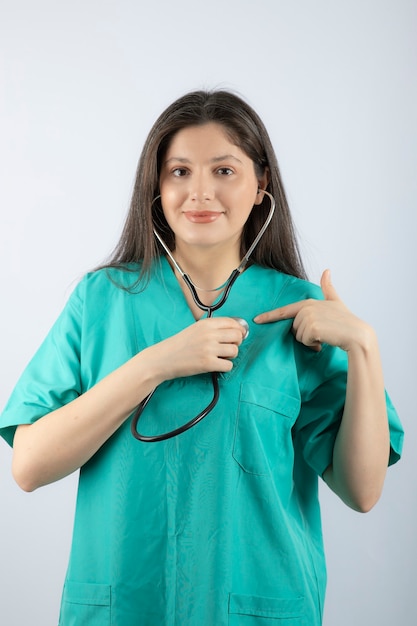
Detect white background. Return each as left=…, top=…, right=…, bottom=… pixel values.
left=0, top=1, right=415, bottom=624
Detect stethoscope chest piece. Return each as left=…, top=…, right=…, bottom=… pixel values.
left=231, top=317, right=249, bottom=340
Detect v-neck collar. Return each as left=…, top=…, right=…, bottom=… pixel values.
left=159, top=254, right=255, bottom=318
left=158, top=255, right=261, bottom=381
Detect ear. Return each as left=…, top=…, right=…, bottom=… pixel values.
left=254, top=167, right=270, bottom=205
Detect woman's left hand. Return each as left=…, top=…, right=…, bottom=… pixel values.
left=254, top=269, right=371, bottom=352
left=255, top=269, right=390, bottom=512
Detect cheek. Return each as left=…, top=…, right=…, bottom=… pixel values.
left=160, top=184, right=185, bottom=210
left=159, top=190, right=176, bottom=221
left=159, top=189, right=185, bottom=231
left=226, top=179, right=257, bottom=205
left=226, top=188, right=257, bottom=221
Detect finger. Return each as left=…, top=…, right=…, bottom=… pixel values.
left=217, top=329, right=246, bottom=346
left=253, top=301, right=308, bottom=324
left=293, top=315, right=322, bottom=351
left=320, top=269, right=340, bottom=302
left=204, top=317, right=247, bottom=337
left=217, top=342, right=240, bottom=359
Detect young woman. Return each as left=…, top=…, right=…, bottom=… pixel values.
left=1, top=90, right=403, bottom=625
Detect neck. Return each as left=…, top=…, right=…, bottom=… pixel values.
left=171, top=244, right=241, bottom=292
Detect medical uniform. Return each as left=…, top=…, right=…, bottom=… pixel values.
left=0, top=258, right=403, bottom=626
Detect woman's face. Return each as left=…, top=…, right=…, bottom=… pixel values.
left=159, top=123, right=267, bottom=258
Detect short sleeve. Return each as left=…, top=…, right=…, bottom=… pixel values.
left=0, top=280, right=85, bottom=447
left=293, top=342, right=404, bottom=478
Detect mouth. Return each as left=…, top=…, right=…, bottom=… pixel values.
left=183, top=211, right=223, bottom=224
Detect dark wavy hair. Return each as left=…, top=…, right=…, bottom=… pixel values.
left=102, top=90, right=306, bottom=281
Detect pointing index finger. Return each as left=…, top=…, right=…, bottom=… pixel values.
left=254, top=301, right=306, bottom=324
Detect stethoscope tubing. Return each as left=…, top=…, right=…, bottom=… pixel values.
left=131, top=189, right=275, bottom=442
left=131, top=371, right=220, bottom=443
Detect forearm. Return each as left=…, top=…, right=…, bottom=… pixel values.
left=12, top=347, right=162, bottom=492
left=324, top=326, right=390, bottom=512
left=11, top=317, right=245, bottom=492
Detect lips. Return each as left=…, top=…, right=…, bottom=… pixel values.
left=183, top=211, right=223, bottom=224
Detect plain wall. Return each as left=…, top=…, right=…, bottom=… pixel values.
left=0, top=1, right=415, bottom=624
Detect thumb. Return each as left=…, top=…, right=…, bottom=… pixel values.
left=320, top=269, right=340, bottom=301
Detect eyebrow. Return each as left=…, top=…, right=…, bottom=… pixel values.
left=164, top=154, right=243, bottom=165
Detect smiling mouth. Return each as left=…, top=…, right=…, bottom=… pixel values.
left=183, top=211, right=223, bottom=223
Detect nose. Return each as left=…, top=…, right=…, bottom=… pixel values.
left=189, top=171, right=214, bottom=202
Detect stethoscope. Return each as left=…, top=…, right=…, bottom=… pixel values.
left=131, top=189, right=275, bottom=442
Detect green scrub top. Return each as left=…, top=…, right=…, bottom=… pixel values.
left=0, top=259, right=403, bottom=626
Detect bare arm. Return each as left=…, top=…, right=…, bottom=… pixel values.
left=12, top=317, right=246, bottom=492
left=322, top=325, right=389, bottom=512
left=254, top=270, right=390, bottom=512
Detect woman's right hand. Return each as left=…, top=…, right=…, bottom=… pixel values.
left=12, top=317, right=246, bottom=491
left=146, top=317, right=247, bottom=383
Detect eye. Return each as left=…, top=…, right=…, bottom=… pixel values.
left=171, top=167, right=188, bottom=177
left=216, top=167, right=234, bottom=176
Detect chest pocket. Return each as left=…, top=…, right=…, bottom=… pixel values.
left=232, top=382, right=300, bottom=477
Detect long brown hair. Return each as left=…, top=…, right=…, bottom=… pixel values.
left=102, top=90, right=306, bottom=282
